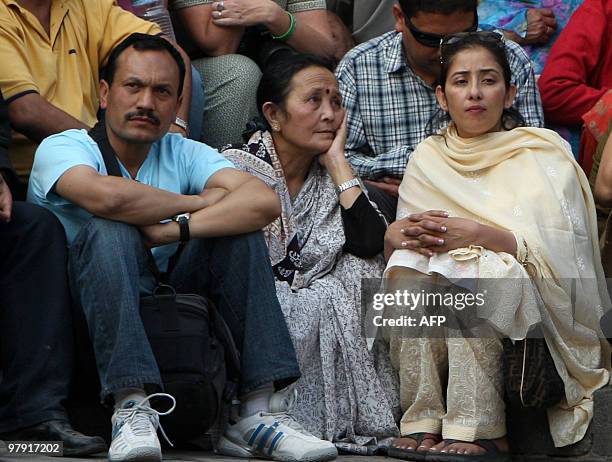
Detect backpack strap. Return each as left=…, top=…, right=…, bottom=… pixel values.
left=89, top=121, right=122, bottom=177
left=208, top=304, right=241, bottom=384
left=88, top=121, right=164, bottom=283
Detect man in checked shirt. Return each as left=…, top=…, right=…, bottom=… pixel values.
left=336, top=0, right=544, bottom=220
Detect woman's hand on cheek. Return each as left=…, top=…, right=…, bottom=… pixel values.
left=318, top=112, right=349, bottom=179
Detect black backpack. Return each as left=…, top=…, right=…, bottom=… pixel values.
left=89, top=122, right=241, bottom=441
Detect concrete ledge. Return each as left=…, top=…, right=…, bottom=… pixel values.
left=64, top=385, right=612, bottom=461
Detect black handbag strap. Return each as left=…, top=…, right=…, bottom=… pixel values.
left=88, top=122, right=164, bottom=282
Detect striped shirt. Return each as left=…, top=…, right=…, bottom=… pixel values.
left=336, top=31, right=545, bottom=179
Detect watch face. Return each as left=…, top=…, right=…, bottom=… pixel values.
left=175, top=117, right=188, bottom=131
left=173, top=212, right=191, bottom=242
left=174, top=212, right=191, bottom=221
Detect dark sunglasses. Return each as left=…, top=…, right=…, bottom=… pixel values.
left=439, top=31, right=505, bottom=58
left=405, top=12, right=479, bottom=48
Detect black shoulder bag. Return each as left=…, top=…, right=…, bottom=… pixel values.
left=89, top=122, right=241, bottom=441
left=502, top=326, right=565, bottom=409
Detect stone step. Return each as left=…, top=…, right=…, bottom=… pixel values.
left=507, top=385, right=612, bottom=461
left=61, top=386, right=612, bottom=462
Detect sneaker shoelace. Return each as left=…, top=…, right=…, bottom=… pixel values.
left=262, top=411, right=309, bottom=435
left=269, top=385, right=297, bottom=413
left=115, top=393, right=176, bottom=447
left=264, top=388, right=311, bottom=435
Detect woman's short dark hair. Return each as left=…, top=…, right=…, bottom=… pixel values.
left=398, top=0, right=477, bottom=19
left=430, top=32, right=525, bottom=133
left=254, top=52, right=336, bottom=131
left=103, top=33, right=186, bottom=97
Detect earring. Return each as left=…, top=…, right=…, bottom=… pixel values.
left=271, top=122, right=280, bottom=132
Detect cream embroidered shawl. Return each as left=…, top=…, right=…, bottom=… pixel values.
left=388, top=125, right=611, bottom=447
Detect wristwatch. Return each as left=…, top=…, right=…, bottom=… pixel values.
left=173, top=117, right=189, bottom=136
left=173, top=212, right=191, bottom=243
left=336, top=178, right=360, bottom=195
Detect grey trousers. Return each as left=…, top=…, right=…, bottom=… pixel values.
left=193, top=54, right=262, bottom=148
left=328, top=0, right=396, bottom=44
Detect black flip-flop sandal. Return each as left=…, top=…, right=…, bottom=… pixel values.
left=427, top=439, right=511, bottom=462
left=387, top=432, right=442, bottom=461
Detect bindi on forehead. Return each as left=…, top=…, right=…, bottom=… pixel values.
left=294, top=79, right=339, bottom=94
left=290, top=67, right=339, bottom=97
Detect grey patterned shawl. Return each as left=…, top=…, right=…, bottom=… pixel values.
left=223, top=131, right=400, bottom=443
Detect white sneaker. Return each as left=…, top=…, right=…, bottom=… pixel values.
left=268, top=385, right=297, bottom=414
left=107, top=393, right=176, bottom=462
left=217, top=411, right=337, bottom=462
left=268, top=386, right=320, bottom=442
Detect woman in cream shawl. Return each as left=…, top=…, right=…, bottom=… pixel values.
left=384, top=32, right=611, bottom=461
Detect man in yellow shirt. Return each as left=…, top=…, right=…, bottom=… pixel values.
left=0, top=0, right=192, bottom=180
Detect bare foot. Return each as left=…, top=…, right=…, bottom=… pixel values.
left=429, top=437, right=509, bottom=455
left=392, top=433, right=441, bottom=452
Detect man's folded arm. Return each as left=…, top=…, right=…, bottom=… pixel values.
left=55, top=165, right=207, bottom=225
left=187, top=168, right=281, bottom=238
left=8, top=93, right=89, bottom=143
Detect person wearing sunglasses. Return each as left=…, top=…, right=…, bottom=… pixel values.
left=336, top=0, right=544, bottom=221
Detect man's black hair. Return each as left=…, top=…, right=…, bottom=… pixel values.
left=103, top=33, right=186, bottom=97
left=398, top=0, right=477, bottom=19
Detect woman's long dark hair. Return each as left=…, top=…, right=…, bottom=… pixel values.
left=243, top=53, right=337, bottom=140
left=426, top=33, right=525, bottom=136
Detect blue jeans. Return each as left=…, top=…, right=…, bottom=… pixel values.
left=68, top=218, right=300, bottom=402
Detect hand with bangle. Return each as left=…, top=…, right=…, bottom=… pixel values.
left=211, top=0, right=297, bottom=41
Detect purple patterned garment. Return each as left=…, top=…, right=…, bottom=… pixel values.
left=478, top=0, right=583, bottom=74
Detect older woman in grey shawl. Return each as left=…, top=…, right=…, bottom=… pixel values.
left=222, top=54, right=400, bottom=445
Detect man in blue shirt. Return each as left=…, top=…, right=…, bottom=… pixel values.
left=28, top=34, right=336, bottom=462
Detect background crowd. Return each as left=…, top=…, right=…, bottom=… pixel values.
left=0, top=0, right=611, bottom=462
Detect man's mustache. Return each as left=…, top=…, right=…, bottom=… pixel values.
left=125, top=110, right=160, bottom=126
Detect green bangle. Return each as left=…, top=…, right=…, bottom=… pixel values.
left=272, top=11, right=296, bottom=42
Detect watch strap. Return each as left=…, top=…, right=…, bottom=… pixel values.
left=173, top=116, right=189, bottom=135
left=177, top=215, right=190, bottom=243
